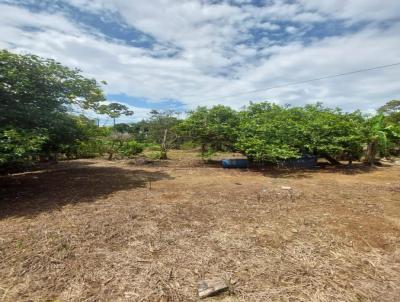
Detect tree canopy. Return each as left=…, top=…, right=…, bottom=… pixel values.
left=96, top=102, right=134, bottom=125
left=1, top=49, right=399, bottom=172
left=0, top=50, right=137, bottom=171
left=180, top=105, right=239, bottom=156
left=0, top=49, right=105, bottom=129
left=378, top=100, right=400, bottom=125
left=146, top=110, right=180, bottom=159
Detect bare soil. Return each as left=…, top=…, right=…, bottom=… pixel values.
left=1, top=152, right=399, bottom=301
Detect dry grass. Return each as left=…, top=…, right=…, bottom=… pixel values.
left=0, top=154, right=399, bottom=301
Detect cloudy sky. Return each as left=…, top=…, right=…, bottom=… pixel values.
left=1, top=0, right=400, bottom=122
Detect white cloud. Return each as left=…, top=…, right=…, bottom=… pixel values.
left=285, top=26, right=299, bottom=34
left=2, top=7, right=62, bottom=30
left=298, top=0, right=400, bottom=23
left=0, top=0, right=399, bottom=115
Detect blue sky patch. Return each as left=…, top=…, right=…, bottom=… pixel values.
left=3, top=0, right=157, bottom=49
left=109, top=94, right=187, bottom=111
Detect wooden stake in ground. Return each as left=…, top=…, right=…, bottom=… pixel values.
left=197, top=278, right=229, bottom=299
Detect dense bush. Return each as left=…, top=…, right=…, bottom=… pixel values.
left=179, top=102, right=399, bottom=164
left=179, top=105, right=239, bottom=155
left=119, top=141, right=144, bottom=157
left=147, top=151, right=163, bottom=160
left=103, top=132, right=143, bottom=160
left=0, top=49, right=106, bottom=170
left=236, top=103, right=301, bottom=161
left=76, top=131, right=143, bottom=159
left=179, top=140, right=198, bottom=150
left=0, top=128, right=47, bottom=172
left=76, top=140, right=106, bottom=158
left=236, top=103, right=366, bottom=163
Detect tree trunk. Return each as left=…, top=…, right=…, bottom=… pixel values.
left=322, top=153, right=341, bottom=165
left=160, top=128, right=168, bottom=160
left=108, top=142, right=115, bottom=160
left=348, top=154, right=353, bottom=166
left=160, top=150, right=168, bottom=160
left=201, top=143, right=206, bottom=159
left=365, top=141, right=378, bottom=166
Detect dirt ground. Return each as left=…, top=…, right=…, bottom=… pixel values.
left=1, top=151, right=400, bottom=302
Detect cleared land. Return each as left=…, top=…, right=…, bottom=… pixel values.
left=0, top=151, right=400, bottom=302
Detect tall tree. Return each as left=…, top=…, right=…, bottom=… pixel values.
left=180, top=105, right=239, bottom=156
left=236, top=102, right=300, bottom=162
left=0, top=49, right=107, bottom=168
left=363, top=115, right=400, bottom=165
left=297, top=104, right=365, bottom=165
left=147, top=110, right=180, bottom=159
left=0, top=49, right=105, bottom=129
left=236, top=102, right=365, bottom=164
left=378, top=100, right=400, bottom=125
left=96, top=103, right=134, bottom=126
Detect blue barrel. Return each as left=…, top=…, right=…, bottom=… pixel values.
left=222, top=159, right=249, bottom=169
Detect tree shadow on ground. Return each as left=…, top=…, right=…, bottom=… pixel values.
left=196, top=159, right=390, bottom=179
left=0, top=161, right=173, bottom=220
left=256, top=163, right=390, bottom=179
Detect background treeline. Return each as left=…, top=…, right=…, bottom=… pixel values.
left=1, top=50, right=399, bottom=173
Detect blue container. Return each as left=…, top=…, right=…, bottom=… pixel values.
left=222, top=159, right=249, bottom=169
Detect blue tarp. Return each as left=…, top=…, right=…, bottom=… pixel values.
left=221, top=159, right=249, bottom=169
left=221, top=155, right=317, bottom=169
left=277, top=155, right=317, bottom=168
